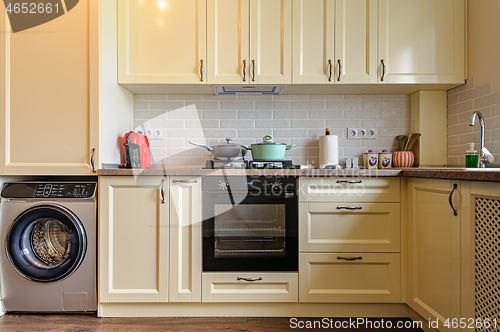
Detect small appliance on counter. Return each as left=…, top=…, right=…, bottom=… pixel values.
left=123, top=131, right=151, bottom=169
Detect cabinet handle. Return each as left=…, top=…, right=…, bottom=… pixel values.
left=173, top=179, right=198, bottom=184
left=336, top=179, right=362, bottom=184
left=242, top=60, right=246, bottom=82
left=237, top=277, right=262, bottom=282
left=328, top=59, right=332, bottom=81
left=91, top=148, right=96, bottom=173
left=380, top=59, right=386, bottom=81
left=200, top=59, right=204, bottom=82
left=337, top=256, right=362, bottom=261
left=161, top=179, right=165, bottom=204
left=336, top=206, right=362, bottom=210
left=337, top=59, right=342, bottom=81
left=251, top=59, right=255, bottom=82
left=448, top=183, right=458, bottom=216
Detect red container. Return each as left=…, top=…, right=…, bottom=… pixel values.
left=123, top=132, right=152, bottom=169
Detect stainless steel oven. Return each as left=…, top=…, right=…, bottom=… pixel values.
left=202, top=176, right=298, bottom=271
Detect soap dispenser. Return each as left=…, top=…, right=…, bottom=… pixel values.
left=465, top=142, right=478, bottom=168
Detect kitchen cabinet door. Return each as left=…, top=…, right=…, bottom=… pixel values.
left=292, top=0, right=334, bottom=84
left=0, top=0, right=98, bottom=175
left=169, top=176, right=202, bottom=302
left=406, top=178, right=461, bottom=330
left=118, top=0, right=207, bottom=84
left=207, top=0, right=250, bottom=84
left=292, top=0, right=376, bottom=84
left=335, top=0, right=377, bottom=83
left=249, top=0, right=292, bottom=84
left=378, top=0, right=465, bottom=84
left=99, top=176, right=169, bottom=303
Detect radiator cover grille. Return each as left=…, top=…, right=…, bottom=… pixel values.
left=475, top=198, right=500, bottom=332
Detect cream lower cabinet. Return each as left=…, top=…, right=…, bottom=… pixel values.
left=298, top=177, right=401, bottom=303
left=99, top=176, right=202, bottom=303
left=0, top=0, right=99, bottom=175
left=118, top=0, right=206, bottom=84
left=378, top=0, right=465, bottom=84
left=169, top=176, right=203, bottom=303
left=300, top=253, right=400, bottom=303
left=202, top=273, right=298, bottom=302
left=406, top=178, right=461, bottom=331
left=99, top=176, right=169, bottom=302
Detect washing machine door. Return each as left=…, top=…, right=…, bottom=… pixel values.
left=5, top=204, right=87, bottom=283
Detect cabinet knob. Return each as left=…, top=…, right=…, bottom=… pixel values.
left=91, top=148, right=96, bottom=173
left=381, top=59, right=386, bottom=81
left=337, top=59, right=342, bottom=82
left=161, top=179, right=165, bottom=204
left=200, top=59, right=204, bottom=82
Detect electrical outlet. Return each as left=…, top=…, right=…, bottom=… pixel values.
left=347, top=128, right=358, bottom=138
left=347, top=128, right=377, bottom=139
left=147, top=128, right=166, bottom=140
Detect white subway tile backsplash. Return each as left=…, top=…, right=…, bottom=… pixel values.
left=221, top=120, right=255, bottom=128
left=344, top=110, right=380, bottom=119
left=326, top=101, right=362, bottom=109
left=203, top=111, right=238, bottom=119
left=273, top=110, right=308, bottom=119
left=239, top=111, right=273, bottom=119
left=220, top=101, right=255, bottom=110
left=362, top=101, right=398, bottom=109
left=135, top=94, right=410, bottom=165
left=255, top=101, right=290, bottom=110
left=150, top=101, right=185, bottom=110
left=255, top=120, right=290, bottom=128
left=447, top=79, right=500, bottom=166
left=291, top=101, right=326, bottom=109
left=309, top=110, right=343, bottom=119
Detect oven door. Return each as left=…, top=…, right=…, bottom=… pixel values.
left=203, top=191, right=298, bottom=271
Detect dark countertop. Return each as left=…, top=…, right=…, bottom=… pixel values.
left=97, top=166, right=500, bottom=181
left=401, top=168, right=500, bottom=182
left=97, top=167, right=402, bottom=177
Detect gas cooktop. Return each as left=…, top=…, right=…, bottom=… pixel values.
left=204, top=159, right=299, bottom=169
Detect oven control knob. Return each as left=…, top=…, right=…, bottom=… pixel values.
left=218, top=180, right=229, bottom=190
left=272, top=180, right=282, bottom=190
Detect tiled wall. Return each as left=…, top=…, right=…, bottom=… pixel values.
left=134, top=94, right=410, bottom=166
left=448, top=78, right=500, bottom=166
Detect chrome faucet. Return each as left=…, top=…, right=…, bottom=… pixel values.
left=469, top=111, right=495, bottom=168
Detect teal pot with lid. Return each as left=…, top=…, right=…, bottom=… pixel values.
left=241, top=135, right=295, bottom=161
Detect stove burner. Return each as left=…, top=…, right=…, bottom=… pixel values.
left=248, top=160, right=294, bottom=169
left=204, top=159, right=297, bottom=169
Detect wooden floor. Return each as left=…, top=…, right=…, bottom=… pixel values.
left=0, top=314, right=424, bottom=332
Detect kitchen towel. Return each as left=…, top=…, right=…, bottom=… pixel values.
left=319, top=135, right=339, bottom=167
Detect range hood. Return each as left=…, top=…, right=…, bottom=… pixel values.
left=212, top=85, right=286, bottom=95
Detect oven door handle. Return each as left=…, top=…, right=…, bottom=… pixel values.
left=237, top=277, right=263, bottom=282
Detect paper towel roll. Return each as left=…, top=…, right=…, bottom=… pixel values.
left=319, top=135, right=339, bottom=167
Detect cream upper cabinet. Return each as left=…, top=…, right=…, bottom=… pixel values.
left=207, top=0, right=249, bottom=84
left=169, top=176, right=202, bottom=303
left=99, top=176, right=169, bottom=303
left=292, top=0, right=376, bottom=84
left=0, top=0, right=98, bottom=175
left=118, top=0, right=207, bottom=84
left=378, top=0, right=465, bottom=84
left=207, top=0, right=291, bottom=84
left=406, top=178, right=461, bottom=330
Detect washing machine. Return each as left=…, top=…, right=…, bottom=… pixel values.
left=0, top=182, right=97, bottom=312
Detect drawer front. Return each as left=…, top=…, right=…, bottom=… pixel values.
left=299, top=203, right=401, bottom=252
left=299, top=253, right=401, bottom=303
left=202, top=273, right=298, bottom=303
left=300, top=178, right=400, bottom=203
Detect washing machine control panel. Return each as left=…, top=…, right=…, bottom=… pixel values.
left=34, top=183, right=96, bottom=198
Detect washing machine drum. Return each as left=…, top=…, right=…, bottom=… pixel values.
left=5, top=204, right=87, bottom=283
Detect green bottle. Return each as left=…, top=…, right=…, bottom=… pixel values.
left=465, top=142, right=478, bottom=168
